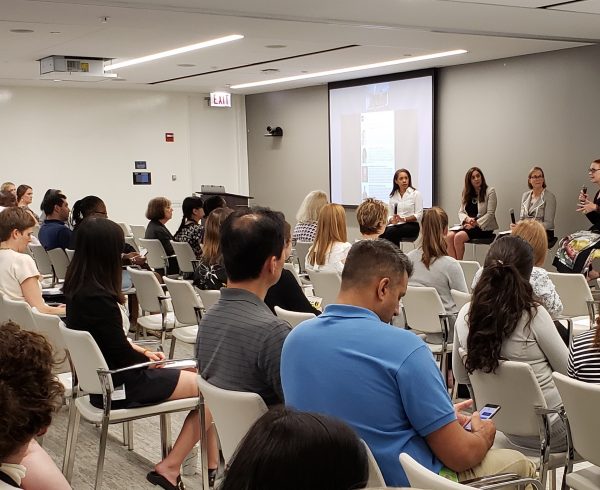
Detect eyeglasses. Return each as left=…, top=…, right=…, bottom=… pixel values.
left=529, top=175, right=544, bottom=179
left=589, top=168, right=600, bottom=174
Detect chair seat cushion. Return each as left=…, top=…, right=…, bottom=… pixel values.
left=492, top=431, right=572, bottom=470
left=566, top=465, right=600, bottom=490
left=172, top=325, right=198, bottom=344
left=137, top=312, right=177, bottom=331
left=57, top=372, right=72, bottom=397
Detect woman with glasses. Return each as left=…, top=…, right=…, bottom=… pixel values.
left=517, top=166, right=556, bottom=241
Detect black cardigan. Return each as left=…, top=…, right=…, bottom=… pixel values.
left=264, top=269, right=321, bottom=316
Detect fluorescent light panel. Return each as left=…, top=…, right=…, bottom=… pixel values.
left=231, top=49, right=467, bottom=89
left=104, top=34, right=244, bottom=71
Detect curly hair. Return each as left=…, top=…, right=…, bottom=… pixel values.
left=356, top=198, right=387, bottom=235
left=0, top=322, right=64, bottom=459
left=465, top=236, right=537, bottom=374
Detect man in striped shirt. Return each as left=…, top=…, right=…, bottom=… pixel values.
left=195, top=207, right=291, bottom=406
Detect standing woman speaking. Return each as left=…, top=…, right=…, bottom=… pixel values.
left=447, top=167, right=498, bottom=260
left=380, top=168, right=423, bottom=246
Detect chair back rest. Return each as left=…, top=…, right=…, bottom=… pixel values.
left=283, top=262, right=303, bottom=287
left=128, top=267, right=165, bottom=313
left=65, top=248, right=75, bottom=262
left=197, top=376, right=267, bottom=463
left=47, top=248, right=70, bottom=280
left=171, top=241, right=197, bottom=274
left=138, top=239, right=168, bottom=271
left=116, top=222, right=132, bottom=237
left=124, top=236, right=139, bottom=253
left=457, top=260, right=480, bottom=292
left=29, top=244, right=53, bottom=276
left=164, top=277, right=202, bottom=325
left=451, top=289, right=471, bottom=312
left=59, top=322, right=111, bottom=394
left=362, top=440, right=386, bottom=487
left=196, top=288, right=221, bottom=312
left=307, top=270, right=341, bottom=308
left=294, top=241, right=313, bottom=274
left=400, top=452, right=467, bottom=489
left=274, top=306, right=315, bottom=328
left=0, top=295, right=6, bottom=322
left=31, top=307, right=69, bottom=373
left=31, top=224, right=40, bottom=238
left=553, top=372, right=600, bottom=465
left=402, top=286, right=446, bottom=334
left=547, top=272, right=593, bottom=317
left=130, top=224, right=146, bottom=242
left=3, top=297, right=37, bottom=332
left=468, top=360, right=546, bottom=436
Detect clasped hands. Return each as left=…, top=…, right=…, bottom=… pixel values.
left=463, top=217, right=478, bottom=230
left=390, top=214, right=406, bottom=225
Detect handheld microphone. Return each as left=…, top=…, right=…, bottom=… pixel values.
left=581, top=185, right=588, bottom=205
left=509, top=208, right=516, bottom=225
left=394, top=203, right=398, bottom=215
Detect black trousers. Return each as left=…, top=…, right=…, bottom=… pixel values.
left=380, top=222, right=420, bottom=246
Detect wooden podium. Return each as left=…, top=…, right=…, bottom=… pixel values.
left=198, top=191, right=253, bottom=209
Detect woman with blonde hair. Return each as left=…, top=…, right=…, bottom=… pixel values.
left=293, top=190, right=329, bottom=243
left=407, top=207, right=468, bottom=314
left=518, top=166, right=556, bottom=240
left=305, top=204, right=351, bottom=275
left=356, top=198, right=387, bottom=240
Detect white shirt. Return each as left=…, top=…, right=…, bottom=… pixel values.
left=305, top=241, right=352, bottom=275
left=0, top=249, right=41, bottom=301
left=388, top=188, right=423, bottom=222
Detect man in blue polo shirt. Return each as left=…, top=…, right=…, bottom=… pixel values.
left=281, top=239, right=534, bottom=487
left=38, top=191, right=71, bottom=250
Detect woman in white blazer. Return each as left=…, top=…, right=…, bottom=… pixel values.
left=518, top=166, right=556, bottom=240
left=447, top=167, right=498, bottom=260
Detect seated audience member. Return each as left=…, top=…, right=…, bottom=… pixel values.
left=264, top=220, right=320, bottom=316
left=64, top=217, right=219, bottom=489
left=144, top=196, right=178, bottom=275
left=380, top=169, right=423, bottom=246
left=517, top=166, right=556, bottom=240
left=196, top=207, right=291, bottom=406
left=0, top=208, right=64, bottom=315
left=569, top=316, right=600, bottom=383
left=220, top=407, right=368, bottom=490
left=0, top=191, right=17, bottom=212
left=16, top=185, right=39, bottom=223
left=0, top=321, right=69, bottom=490
left=454, top=236, right=568, bottom=451
left=173, top=196, right=204, bottom=259
left=192, top=207, right=232, bottom=290
left=446, top=167, right=498, bottom=260
left=202, top=195, right=226, bottom=218
left=38, top=191, right=71, bottom=250
left=37, top=189, right=60, bottom=224
left=0, top=182, right=16, bottom=197
left=408, top=207, right=468, bottom=315
left=281, top=239, right=535, bottom=487
left=292, top=190, right=328, bottom=243
left=356, top=197, right=387, bottom=240
left=305, top=204, right=351, bottom=275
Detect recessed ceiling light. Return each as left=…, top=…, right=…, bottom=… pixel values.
left=265, top=44, right=286, bottom=49
left=104, top=34, right=244, bottom=71
left=10, top=29, right=34, bottom=34
left=50, top=31, right=61, bottom=34
left=177, top=63, right=196, bottom=67
left=231, top=49, right=467, bottom=89
left=52, top=79, right=61, bottom=82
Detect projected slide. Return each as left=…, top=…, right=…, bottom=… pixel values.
left=329, top=73, right=433, bottom=207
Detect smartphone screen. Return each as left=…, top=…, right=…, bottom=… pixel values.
left=463, top=404, right=500, bottom=431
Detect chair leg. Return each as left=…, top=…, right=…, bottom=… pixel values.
left=122, top=421, right=134, bottom=450
left=62, top=403, right=80, bottom=482
left=94, top=416, right=110, bottom=490
left=199, top=402, right=209, bottom=490
left=168, top=337, right=177, bottom=359
left=159, top=414, right=173, bottom=459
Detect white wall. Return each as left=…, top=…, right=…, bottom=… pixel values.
left=0, top=86, right=248, bottom=232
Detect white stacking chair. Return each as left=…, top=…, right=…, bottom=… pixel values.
left=163, top=277, right=202, bottom=357
left=467, top=359, right=569, bottom=489
left=307, top=270, right=341, bottom=308
left=3, top=296, right=37, bottom=332
left=400, top=452, right=543, bottom=489
left=196, top=288, right=221, bottom=313
left=553, top=372, right=600, bottom=490
left=31, top=224, right=40, bottom=238
left=401, top=286, right=454, bottom=385
left=274, top=306, right=315, bottom=328
left=171, top=240, right=199, bottom=275
left=197, top=376, right=267, bottom=464
left=129, top=224, right=146, bottom=247
left=65, top=248, right=75, bottom=262
left=457, top=260, right=481, bottom=292
left=547, top=272, right=594, bottom=338
left=127, top=267, right=176, bottom=345
left=116, top=222, right=132, bottom=237
left=294, top=241, right=313, bottom=274
left=451, top=289, right=471, bottom=312
left=362, top=440, right=387, bottom=487
left=47, top=248, right=70, bottom=282
left=29, top=244, right=55, bottom=283
left=59, top=323, right=200, bottom=490
left=138, top=238, right=175, bottom=274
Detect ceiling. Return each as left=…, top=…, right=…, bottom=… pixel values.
left=1, top=0, right=599, bottom=94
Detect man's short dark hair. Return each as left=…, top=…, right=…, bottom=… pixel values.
left=341, top=239, right=412, bottom=289
left=220, top=207, right=285, bottom=282
left=41, top=191, right=67, bottom=216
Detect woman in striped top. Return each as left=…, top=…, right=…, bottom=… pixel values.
left=568, top=317, right=600, bottom=383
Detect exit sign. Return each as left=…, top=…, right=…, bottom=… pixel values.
left=210, top=92, right=232, bottom=107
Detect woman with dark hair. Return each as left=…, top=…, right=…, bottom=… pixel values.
left=16, top=185, right=39, bottom=223
left=219, top=407, right=368, bottom=490
left=64, top=217, right=218, bottom=489
left=193, top=207, right=232, bottom=290
left=453, top=235, right=568, bottom=450
left=202, top=195, right=226, bottom=218
left=380, top=168, right=423, bottom=246
left=447, top=167, right=498, bottom=260
left=173, top=196, right=204, bottom=259
left=144, top=196, right=178, bottom=275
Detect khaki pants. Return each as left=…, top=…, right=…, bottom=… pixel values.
left=458, top=448, right=537, bottom=482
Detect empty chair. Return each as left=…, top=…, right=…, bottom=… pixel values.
left=196, top=288, right=221, bottom=312
left=274, top=306, right=316, bottom=328
left=294, top=241, right=313, bottom=274
left=130, top=224, right=146, bottom=245
left=451, top=289, right=471, bottom=312
left=138, top=238, right=174, bottom=275
left=47, top=248, right=70, bottom=281
left=163, top=277, right=202, bottom=357
left=116, top=222, right=132, bottom=237
left=307, top=270, right=341, bottom=308
left=3, top=296, right=37, bottom=332
left=29, top=243, right=54, bottom=279
left=171, top=240, right=199, bottom=275
left=457, top=260, right=480, bottom=292
left=547, top=272, right=594, bottom=337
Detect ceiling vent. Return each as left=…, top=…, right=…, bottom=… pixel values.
left=39, top=56, right=117, bottom=82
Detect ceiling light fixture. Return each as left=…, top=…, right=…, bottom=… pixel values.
left=104, top=34, right=244, bottom=71
left=231, top=49, right=467, bottom=89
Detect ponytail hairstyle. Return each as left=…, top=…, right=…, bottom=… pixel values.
left=176, top=196, right=204, bottom=235
left=465, top=235, right=536, bottom=374
left=420, top=207, right=448, bottom=269
left=70, top=196, right=105, bottom=229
